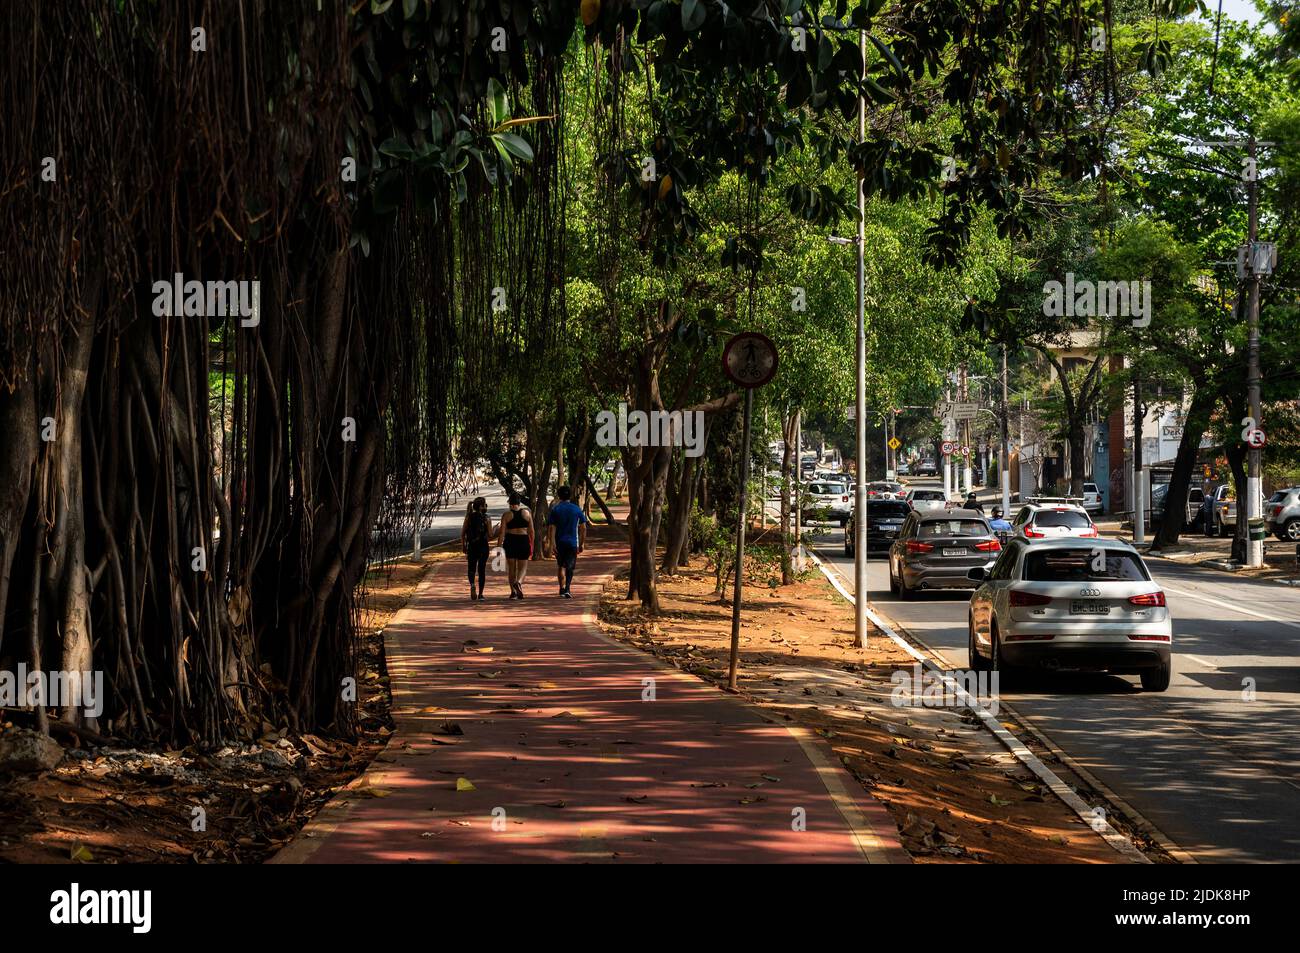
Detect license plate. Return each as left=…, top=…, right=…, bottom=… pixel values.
left=1070, top=600, right=1110, bottom=615
left=943, top=548, right=967, bottom=557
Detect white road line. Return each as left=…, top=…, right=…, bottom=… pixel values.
left=809, top=548, right=1150, bottom=864
left=1161, top=583, right=1300, bottom=631
left=1182, top=654, right=1215, bottom=668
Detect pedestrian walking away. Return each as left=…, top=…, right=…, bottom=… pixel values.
left=498, top=492, right=535, bottom=599
left=546, top=484, right=589, bottom=598
left=460, top=496, right=495, bottom=601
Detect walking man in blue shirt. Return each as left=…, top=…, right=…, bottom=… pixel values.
left=547, top=485, right=589, bottom=598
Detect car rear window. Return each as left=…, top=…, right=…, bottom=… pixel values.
left=1083, top=483, right=1099, bottom=493
left=868, top=503, right=910, bottom=517
left=1033, top=510, right=1092, bottom=528
left=913, top=490, right=944, bottom=500
left=919, top=519, right=989, bottom=537
left=809, top=483, right=840, bottom=495
left=1023, top=549, right=1149, bottom=582
left=1268, top=491, right=1287, bottom=503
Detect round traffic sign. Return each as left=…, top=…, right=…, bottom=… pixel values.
left=721, top=332, right=778, bottom=388
left=1246, top=428, right=1267, bottom=449
left=941, top=441, right=955, bottom=456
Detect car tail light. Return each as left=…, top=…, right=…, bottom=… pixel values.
left=1023, top=526, right=1045, bottom=538
left=975, top=539, right=1001, bottom=552
left=1005, top=633, right=1055, bottom=642
left=1080, top=526, right=1099, bottom=538
left=842, top=495, right=849, bottom=503
left=1009, top=590, right=1052, bottom=607
left=1128, top=634, right=1171, bottom=642
left=906, top=540, right=934, bottom=554
left=1128, top=592, right=1166, bottom=607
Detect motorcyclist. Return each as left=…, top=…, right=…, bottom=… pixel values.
left=988, top=505, right=1013, bottom=534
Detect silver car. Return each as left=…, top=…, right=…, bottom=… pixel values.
left=966, top=538, right=1172, bottom=691
left=1266, top=487, right=1300, bottom=541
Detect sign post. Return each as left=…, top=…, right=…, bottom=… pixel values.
left=722, top=332, right=778, bottom=691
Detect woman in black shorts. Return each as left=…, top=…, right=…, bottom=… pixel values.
left=460, top=497, right=494, bottom=600
left=498, top=492, right=535, bottom=599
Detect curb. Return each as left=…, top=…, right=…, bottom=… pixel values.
left=807, top=547, right=1152, bottom=865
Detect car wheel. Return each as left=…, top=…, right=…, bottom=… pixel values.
left=990, top=624, right=1015, bottom=680
left=1140, top=660, right=1171, bottom=692
left=844, top=542, right=853, bottom=557
left=968, top=616, right=989, bottom=672
left=1284, top=519, right=1300, bottom=542
left=898, top=569, right=914, bottom=600
left=888, top=562, right=900, bottom=595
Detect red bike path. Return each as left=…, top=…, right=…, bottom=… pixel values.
left=273, top=537, right=908, bottom=864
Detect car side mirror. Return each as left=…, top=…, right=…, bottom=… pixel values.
left=967, top=567, right=987, bottom=582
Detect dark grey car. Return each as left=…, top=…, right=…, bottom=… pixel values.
left=887, top=508, right=1002, bottom=599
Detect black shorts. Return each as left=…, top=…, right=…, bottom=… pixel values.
left=503, top=534, right=531, bottom=560
left=554, top=542, right=578, bottom=571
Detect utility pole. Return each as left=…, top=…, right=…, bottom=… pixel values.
left=853, top=26, right=869, bottom=647
left=1133, top=374, right=1144, bottom=544
left=1245, top=136, right=1264, bottom=568
left=1186, top=137, right=1275, bottom=565
left=1001, top=343, right=1011, bottom=516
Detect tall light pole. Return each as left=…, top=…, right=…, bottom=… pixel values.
left=1245, top=137, right=1264, bottom=568
left=1001, top=343, right=1011, bottom=516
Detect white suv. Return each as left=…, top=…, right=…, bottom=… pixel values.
left=1082, top=482, right=1103, bottom=515
left=1011, top=502, right=1099, bottom=541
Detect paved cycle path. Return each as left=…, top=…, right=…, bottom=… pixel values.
left=275, top=536, right=906, bottom=864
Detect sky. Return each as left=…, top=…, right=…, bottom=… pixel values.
left=1211, top=0, right=1267, bottom=27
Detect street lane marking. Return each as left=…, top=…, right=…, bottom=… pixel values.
left=1182, top=654, right=1214, bottom=668
left=1160, top=583, right=1300, bottom=631
left=809, top=547, right=1151, bottom=865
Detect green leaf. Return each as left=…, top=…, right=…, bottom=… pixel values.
left=682, top=0, right=707, bottom=32
left=371, top=0, right=394, bottom=14
left=487, top=78, right=508, bottom=127
left=403, top=0, right=419, bottom=18
left=378, top=136, right=416, bottom=161
left=495, top=132, right=534, bottom=162
left=868, top=33, right=906, bottom=82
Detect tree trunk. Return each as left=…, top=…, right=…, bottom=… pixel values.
left=1153, top=390, right=1214, bottom=549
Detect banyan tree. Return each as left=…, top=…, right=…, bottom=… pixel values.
left=0, top=0, right=574, bottom=743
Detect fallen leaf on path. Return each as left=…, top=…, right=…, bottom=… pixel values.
left=456, top=778, right=476, bottom=792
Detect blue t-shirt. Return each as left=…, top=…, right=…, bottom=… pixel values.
left=988, top=517, right=1013, bottom=533
left=547, top=500, right=589, bottom=546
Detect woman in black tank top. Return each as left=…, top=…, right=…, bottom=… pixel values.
left=498, top=491, right=534, bottom=598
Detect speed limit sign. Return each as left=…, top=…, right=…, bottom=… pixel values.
left=941, top=441, right=955, bottom=456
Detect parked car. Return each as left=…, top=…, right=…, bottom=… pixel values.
left=966, top=538, right=1172, bottom=691
left=844, top=500, right=911, bottom=556
left=896, top=461, right=911, bottom=476
left=887, top=509, right=1001, bottom=599
left=1266, top=487, right=1300, bottom=541
left=802, top=481, right=853, bottom=525
left=915, top=459, right=939, bottom=476
left=1202, top=483, right=1267, bottom=537
left=1082, top=482, right=1103, bottom=515
left=905, top=487, right=948, bottom=513
left=1010, top=502, right=1099, bottom=540
left=1149, top=482, right=1204, bottom=532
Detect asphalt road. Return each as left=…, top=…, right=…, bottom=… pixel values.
left=812, top=478, right=1300, bottom=862
left=370, top=482, right=510, bottom=562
